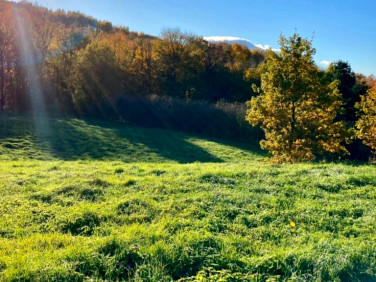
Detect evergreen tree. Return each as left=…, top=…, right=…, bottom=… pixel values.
left=325, top=61, right=364, bottom=123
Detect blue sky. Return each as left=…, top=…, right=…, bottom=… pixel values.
left=19, top=0, right=376, bottom=75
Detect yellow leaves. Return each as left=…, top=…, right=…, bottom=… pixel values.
left=245, top=33, right=348, bottom=163
left=356, top=85, right=376, bottom=153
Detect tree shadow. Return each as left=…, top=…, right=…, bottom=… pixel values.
left=194, top=134, right=267, bottom=158
left=47, top=118, right=224, bottom=163
left=0, top=113, right=266, bottom=163
left=0, top=114, right=225, bottom=163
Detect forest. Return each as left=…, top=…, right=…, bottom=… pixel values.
left=0, top=1, right=375, bottom=161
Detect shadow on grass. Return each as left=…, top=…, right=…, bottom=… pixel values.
left=50, top=118, right=224, bottom=163
left=0, top=113, right=262, bottom=163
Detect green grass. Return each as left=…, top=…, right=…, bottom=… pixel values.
left=0, top=113, right=376, bottom=281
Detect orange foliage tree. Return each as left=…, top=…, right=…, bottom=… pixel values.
left=246, top=34, right=350, bottom=163
left=356, top=85, right=376, bottom=155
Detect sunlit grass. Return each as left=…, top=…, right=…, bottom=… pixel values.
left=0, top=114, right=375, bottom=281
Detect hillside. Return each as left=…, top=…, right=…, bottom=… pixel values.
left=0, top=114, right=376, bottom=281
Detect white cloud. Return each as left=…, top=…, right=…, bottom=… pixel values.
left=204, top=36, right=279, bottom=52
left=320, top=60, right=332, bottom=66
left=204, top=36, right=249, bottom=42
left=254, top=43, right=270, bottom=50
left=254, top=44, right=279, bottom=52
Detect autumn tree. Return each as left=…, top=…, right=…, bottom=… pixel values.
left=0, top=2, right=28, bottom=111
left=96, top=21, right=113, bottom=33
left=47, top=28, right=88, bottom=113
left=246, top=34, right=349, bottom=162
left=70, top=39, right=123, bottom=116
left=220, top=44, right=265, bottom=102
left=0, top=21, right=12, bottom=110
left=131, top=39, right=154, bottom=95
left=153, top=28, right=206, bottom=99
left=356, top=85, right=376, bottom=156
left=100, top=31, right=136, bottom=95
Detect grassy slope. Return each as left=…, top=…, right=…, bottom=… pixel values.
left=0, top=113, right=376, bottom=281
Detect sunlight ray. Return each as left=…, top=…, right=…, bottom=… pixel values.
left=12, top=4, right=51, bottom=146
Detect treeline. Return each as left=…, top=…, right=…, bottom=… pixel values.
left=0, top=1, right=264, bottom=115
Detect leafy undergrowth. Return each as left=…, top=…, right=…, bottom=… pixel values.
left=0, top=113, right=376, bottom=281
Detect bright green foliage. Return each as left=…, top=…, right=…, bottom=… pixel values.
left=356, top=85, right=376, bottom=154
left=246, top=34, right=349, bottom=163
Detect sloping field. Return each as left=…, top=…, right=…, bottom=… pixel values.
left=0, top=113, right=375, bottom=281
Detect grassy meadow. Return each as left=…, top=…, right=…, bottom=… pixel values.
left=0, top=113, right=376, bottom=281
